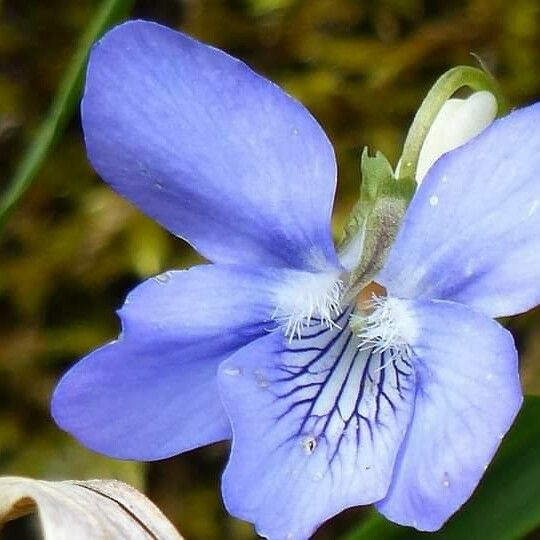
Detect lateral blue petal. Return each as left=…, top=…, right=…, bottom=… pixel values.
left=51, top=264, right=283, bottom=461
left=82, top=20, right=339, bottom=272
left=218, top=313, right=416, bottom=540
left=376, top=299, right=522, bottom=531
left=380, top=103, right=540, bottom=318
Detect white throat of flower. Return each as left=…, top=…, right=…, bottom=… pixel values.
left=272, top=270, right=344, bottom=340
left=350, top=295, right=415, bottom=357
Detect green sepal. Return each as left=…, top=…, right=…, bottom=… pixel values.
left=339, top=148, right=415, bottom=298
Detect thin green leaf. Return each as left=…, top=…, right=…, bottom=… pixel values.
left=0, top=0, right=135, bottom=231
left=345, top=395, right=540, bottom=540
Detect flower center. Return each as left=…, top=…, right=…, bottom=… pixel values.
left=350, top=285, right=415, bottom=357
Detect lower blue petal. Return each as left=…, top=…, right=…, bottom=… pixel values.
left=376, top=299, right=522, bottom=530
left=218, top=309, right=416, bottom=539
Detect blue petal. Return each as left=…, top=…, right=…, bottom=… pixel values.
left=82, top=20, right=339, bottom=272
left=380, top=103, right=540, bottom=318
left=218, top=311, right=416, bottom=540
left=376, top=299, right=522, bottom=531
left=52, top=264, right=286, bottom=460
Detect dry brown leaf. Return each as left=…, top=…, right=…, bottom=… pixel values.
left=0, top=476, right=183, bottom=540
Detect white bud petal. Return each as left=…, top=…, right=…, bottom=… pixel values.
left=416, top=90, right=497, bottom=184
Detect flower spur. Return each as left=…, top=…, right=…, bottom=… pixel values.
left=52, top=20, right=540, bottom=539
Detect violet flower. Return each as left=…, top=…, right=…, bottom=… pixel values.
left=52, top=20, right=540, bottom=539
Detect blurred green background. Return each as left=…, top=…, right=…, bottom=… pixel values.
left=1, top=0, right=540, bottom=538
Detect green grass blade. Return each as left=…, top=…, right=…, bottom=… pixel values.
left=0, top=0, right=135, bottom=231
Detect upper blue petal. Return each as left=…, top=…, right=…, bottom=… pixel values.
left=377, top=298, right=522, bottom=530
left=218, top=311, right=416, bottom=539
left=82, top=20, right=339, bottom=272
left=52, top=264, right=289, bottom=460
left=380, top=103, right=540, bottom=318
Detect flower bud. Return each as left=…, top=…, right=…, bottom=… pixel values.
left=416, top=90, right=497, bottom=183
